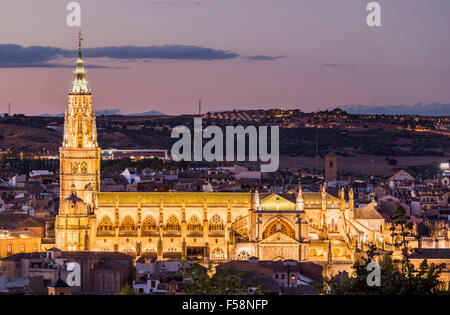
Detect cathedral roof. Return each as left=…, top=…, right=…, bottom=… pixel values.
left=95, top=191, right=342, bottom=208
left=354, top=201, right=384, bottom=220
left=96, top=192, right=251, bottom=205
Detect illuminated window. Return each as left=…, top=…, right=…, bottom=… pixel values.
left=209, top=215, right=224, bottom=231
left=263, top=220, right=295, bottom=239
left=98, top=216, right=114, bottom=231
left=165, top=215, right=180, bottom=231
left=142, top=216, right=157, bottom=231
left=80, top=162, right=87, bottom=175
left=187, top=216, right=202, bottom=231
left=211, top=248, right=225, bottom=260
left=237, top=250, right=250, bottom=260
left=120, top=215, right=136, bottom=231
left=20, top=245, right=25, bottom=253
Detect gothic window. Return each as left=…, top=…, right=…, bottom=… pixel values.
left=81, top=162, right=87, bottom=175
left=209, top=215, right=224, bottom=231
left=237, top=250, right=250, bottom=260
left=142, top=216, right=157, bottom=231
left=263, top=220, right=295, bottom=239
left=120, top=215, right=136, bottom=231
left=98, top=216, right=114, bottom=231
left=187, top=215, right=202, bottom=231
left=165, top=215, right=180, bottom=231
left=71, top=162, right=79, bottom=174
left=211, top=248, right=225, bottom=260
left=328, top=217, right=338, bottom=233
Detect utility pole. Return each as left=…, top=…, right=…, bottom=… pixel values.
left=8, top=103, right=11, bottom=116
left=198, top=100, right=202, bottom=116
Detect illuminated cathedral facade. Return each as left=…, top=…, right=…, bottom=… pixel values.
left=55, top=34, right=387, bottom=267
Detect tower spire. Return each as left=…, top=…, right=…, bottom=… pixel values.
left=72, top=31, right=88, bottom=93
left=296, top=181, right=304, bottom=211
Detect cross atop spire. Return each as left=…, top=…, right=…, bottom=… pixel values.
left=78, top=30, right=83, bottom=59
left=78, top=30, right=83, bottom=46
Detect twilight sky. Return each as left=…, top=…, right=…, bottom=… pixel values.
left=0, top=0, right=449, bottom=115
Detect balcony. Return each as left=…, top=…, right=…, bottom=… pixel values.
left=187, top=231, right=203, bottom=237
left=97, top=230, right=116, bottom=237
left=163, top=230, right=181, bottom=237
left=119, top=230, right=138, bottom=237
left=208, top=231, right=225, bottom=237
left=141, top=230, right=159, bottom=237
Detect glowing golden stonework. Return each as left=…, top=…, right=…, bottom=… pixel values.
left=55, top=34, right=388, bottom=277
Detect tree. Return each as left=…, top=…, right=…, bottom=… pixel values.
left=321, top=206, right=447, bottom=295
left=119, top=284, right=135, bottom=295
left=178, top=262, right=263, bottom=295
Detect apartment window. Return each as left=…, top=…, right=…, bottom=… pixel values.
left=275, top=274, right=279, bottom=279
left=34, top=244, right=38, bottom=252
left=20, top=244, right=25, bottom=253
left=281, top=274, right=285, bottom=280
left=7, top=245, right=12, bottom=254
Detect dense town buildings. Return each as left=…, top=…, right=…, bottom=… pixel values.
left=0, top=36, right=448, bottom=294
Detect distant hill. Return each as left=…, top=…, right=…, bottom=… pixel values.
left=127, top=110, right=166, bottom=116
left=339, top=103, right=450, bottom=116
left=40, top=109, right=166, bottom=117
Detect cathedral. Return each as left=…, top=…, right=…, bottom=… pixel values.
left=55, top=34, right=387, bottom=267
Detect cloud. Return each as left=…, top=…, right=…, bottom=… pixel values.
left=322, top=63, right=357, bottom=68
left=0, top=43, right=243, bottom=68
left=246, top=55, right=286, bottom=61
left=75, top=45, right=239, bottom=60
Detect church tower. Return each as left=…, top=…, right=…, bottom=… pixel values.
left=56, top=32, right=100, bottom=251
left=325, top=152, right=337, bottom=182
left=59, top=31, right=100, bottom=206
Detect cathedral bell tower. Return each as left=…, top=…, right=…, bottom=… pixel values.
left=59, top=31, right=100, bottom=206
left=56, top=32, right=100, bottom=251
